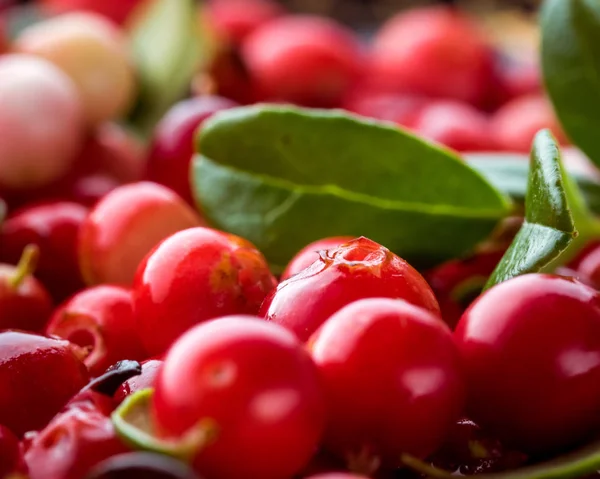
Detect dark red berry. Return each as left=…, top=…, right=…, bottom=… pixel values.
left=86, top=452, right=201, bottom=479
left=0, top=424, right=21, bottom=477
left=113, top=359, right=162, bottom=404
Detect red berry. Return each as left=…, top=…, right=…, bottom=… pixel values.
left=261, top=237, right=440, bottom=342
left=24, top=390, right=129, bottom=479
left=305, top=475, right=370, bottom=479
left=0, top=331, right=88, bottom=436
left=412, top=100, right=494, bottom=152
left=281, top=236, right=354, bottom=281
left=114, top=359, right=163, bottom=404
left=133, top=226, right=277, bottom=357
left=0, top=424, right=21, bottom=477
left=0, top=201, right=88, bottom=303
left=46, top=285, right=146, bottom=377
left=146, top=96, right=237, bottom=205
left=491, top=94, right=569, bottom=152
left=152, top=316, right=325, bottom=479
left=370, top=6, right=495, bottom=107
left=309, top=298, right=464, bottom=472
left=454, top=274, right=600, bottom=453
left=242, top=15, right=363, bottom=107
left=40, top=0, right=142, bottom=25
left=0, top=245, right=53, bottom=332
left=576, top=245, right=600, bottom=289
left=78, top=182, right=204, bottom=287
left=206, top=0, right=283, bottom=45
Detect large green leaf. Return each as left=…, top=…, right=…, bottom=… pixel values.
left=541, top=0, right=600, bottom=167
left=126, top=0, right=210, bottom=139
left=191, top=105, right=511, bottom=272
left=485, top=130, right=578, bottom=289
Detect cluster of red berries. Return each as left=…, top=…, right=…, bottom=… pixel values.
left=1, top=0, right=600, bottom=478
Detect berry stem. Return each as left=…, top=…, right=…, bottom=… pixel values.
left=401, top=453, right=455, bottom=479
left=8, top=244, right=40, bottom=290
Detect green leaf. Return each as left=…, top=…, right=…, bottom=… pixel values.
left=125, top=0, right=210, bottom=139
left=191, top=105, right=511, bottom=272
left=485, top=130, right=578, bottom=289
left=465, top=153, right=600, bottom=215
left=541, top=0, right=600, bottom=167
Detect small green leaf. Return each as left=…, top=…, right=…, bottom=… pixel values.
left=485, top=130, right=578, bottom=289
left=465, top=153, right=600, bottom=215
left=541, top=0, right=600, bottom=167
left=125, top=0, right=210, bottom=139
left=191, top=105, right=511, bottom=272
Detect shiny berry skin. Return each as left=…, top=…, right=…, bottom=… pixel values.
left=206, top=0, right=283, bottom=46
left=146, top=96, right=237, bottom=205
left=491, top=94, right=568, bottom=152
left=152, top=316, right=325, bottom=479
left=133, top=227, right=277, bottom=357
left=261, top=237, right=440, bottom=342
left=15, top=12, right=137, bottom=125
left=0, top=246, right=53, bottom=332
left=46, top=285, right=146, bottom=377
left=0, top=424, right=21, bottom=477
left=281, top=236, right=354, bottom=281
left=24, top=390, right=129, bottom=479
left=0, top=201, right=88, bottom=303
left=114, top=359, right=162, bottom=404
left=370, top=6, right=495, bottom=107
left=0, top=54, right=84, bottom=190
left=309, top=298, right=464, bottom=471
left=78, top=182, right=203, bottom=287
left=412, top=100, right=494, bottom=152
left=0, top=331, right=88, bottom=436
left=454, top=274, right=600, bottom=453
left=242, top=15, right=363, bottom=107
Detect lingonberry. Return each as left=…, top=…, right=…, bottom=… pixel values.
left=242, top=15, right=363, bottom=107
left=114, top=359, right=162, bottom=404
left=425, top=249, right=506, bottom=329
left=0, top=331, right=89, bottom=436
left=576, top=245, right=600, bottom=290
left=309, top=298, right=464, bottom=472
left=152, top=316, right=325, bottom=479
left=370, top=6, right=495, bottom=107
left=454, top=274, right=600, bottom=453
left=490, top=94, right=569, bottom=152
left=0, top=424, right=21, bottom=477
left=86, top=452, right=201, bottom=479
left=0, top=245, right=53, bottom=332
left=281, top=236, right=354, bottom=281
left=205, top=0, right=283, bottom=46
left=24, top=391, right=130, bottom=479
left=133, top=226, right=277, bottom=356
left=0, top=201, right=88, bottom=303
left=46, top=285, right=146, bottom=377
left=15, top=12, right=137, bottom=125
left=40, top=0, right=142, bottom=25
left=78, top=182, right=203, bottom=287
left=412, top=100, right=495, bottom=152
left=0, top=54, right=84, bottom=190
left=146, top=96, right=238, bottom=205
left=261, top=236, right=440, bottom=342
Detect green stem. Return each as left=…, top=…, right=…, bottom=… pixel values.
left=8, top=244, right=40, bottom=290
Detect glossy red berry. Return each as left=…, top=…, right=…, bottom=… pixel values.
left=0, top=245, right=53, bottom=332
left=261, top=236, right=440, bottom=342
left=0, top=424, right=21, bottom=477
left=152, top=316, right=325, bottom=479
left=133, top=226, right=277, bottom=356
left=24, top=390, right=129, bottom=479
left=309, top=298, right=464, bottom=471
left=145, top=96, right=237, bottom=205
left=78, top=181, right=204, bottom=287
left=242, top=15, right=363, bottom=107
left=281, top=236, right=354, bottom=281
left=370, top=6, right=495, bottom=107
left=114, top=359, right=162, bottom=404
left=0, top=331, right=88, bottom=436
left=454, top=274, right=600, bottom=453
left=46, top=285, right=146, bottom=377
left=0, top=201, right=88, bottom=303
